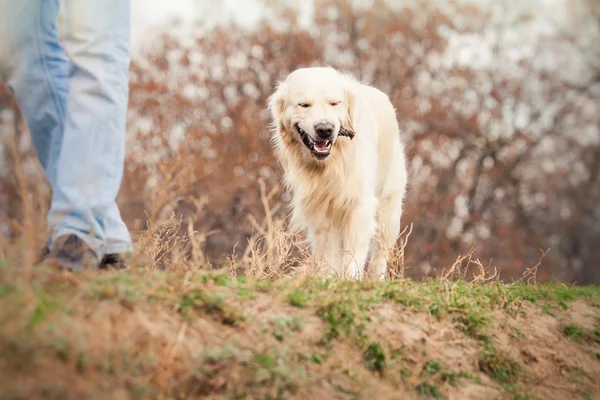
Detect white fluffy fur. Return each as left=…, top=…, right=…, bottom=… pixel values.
left=268, top=67, right=408, bottom=280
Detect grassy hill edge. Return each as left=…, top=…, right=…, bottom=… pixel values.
left=0, top=263, right=599, bottom=400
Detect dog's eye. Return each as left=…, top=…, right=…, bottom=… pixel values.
left=330, top=101, right=341, bottom=106
left=298, top=103, right=311, bottom=108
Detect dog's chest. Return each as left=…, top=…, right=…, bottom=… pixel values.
left=290, top=173, right=361, bottom=230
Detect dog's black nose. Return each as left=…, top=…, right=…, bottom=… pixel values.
left=315, top=123, right=334, bottom=139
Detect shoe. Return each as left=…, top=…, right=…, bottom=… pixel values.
left=99, top=252, right=131, bottom=270
left=38, top=241, right=130, bottom=270
left=40, top=234, right=100, bottom=271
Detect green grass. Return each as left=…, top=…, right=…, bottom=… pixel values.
left=479, top=347, right=521, bottom=385
left=417, top=360, right=473, bottom=391
left=177, top=289, right=245, bottom=326
left=577, top=390, right=594, bottom=400
left=287, top=288, right=310, bottom=308
left=560, top=323, right=600, bottom=344
left=593, top=329, right=600, bottom=343
left=375, top=279, right=600, bottom=346
left=197, top=344, right=307, bottom=398
left=272, top=315, right=304, bottom=342
left=441, top=371, right=461, bottom=386
left=561, top=324, right=586, bottom=342
left=421, top=360, right=443, bottom=377
left=416, top=382, right=443, bottom=399
left=0, top=283, right=16, bottom=298
left=317, top=300, right=361, bottom=344
left=363, top=342, right=386, bottom=376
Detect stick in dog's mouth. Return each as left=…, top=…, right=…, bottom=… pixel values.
left=339, top=127, right=356, bottom=140
left=295, top=124, right=316, bottom=150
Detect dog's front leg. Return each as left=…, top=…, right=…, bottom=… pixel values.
left=368, top=193, right=404, bottom=281
left=341, top=197, right=377, bottom=280
left=309, top=230, right=342, bottom=278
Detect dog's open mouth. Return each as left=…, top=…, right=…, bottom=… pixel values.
left=295, top=124, right=332, bottom=160
left=313, top=139, right=332, bottom=156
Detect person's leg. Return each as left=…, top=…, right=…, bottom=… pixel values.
left=102, top=202, right=133, bottom=257
left=0, top=0, right=132, bottom=267
left=0, top=1, right=98, bottom=270
left=48, top=0, right=132, bottom=258
left=0, top=0, right=67, bottom=189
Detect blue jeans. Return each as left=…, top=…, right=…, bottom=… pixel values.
left=0, top=0, right=132, bottom=257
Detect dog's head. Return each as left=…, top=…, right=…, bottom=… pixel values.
left=268, top=67, right=356, bottom=161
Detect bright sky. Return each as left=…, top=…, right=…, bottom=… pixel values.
left=131, top=0, right=197, bottom=47
left=129, top=0, right=584, bottom=55
left=130, top=0, right=311, bottom=53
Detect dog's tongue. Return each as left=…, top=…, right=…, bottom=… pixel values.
left=314, top=139, right=329, bottom=151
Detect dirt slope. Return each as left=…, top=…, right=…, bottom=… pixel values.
left=0, top=265, right=599, bottom=400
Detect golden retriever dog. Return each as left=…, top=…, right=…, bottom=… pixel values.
left=268, top=66, right=408, bottom=280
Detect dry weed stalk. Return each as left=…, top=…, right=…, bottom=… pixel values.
left=183, top=196, right=216, bottom=269
left=231, top=178, right=310, bottom=280
left=439, top=248, right=475, bottom=282
left=521, top=248, right=550, bottom=285
left=133, top=211, right=191, bottom=270
left=244, top=179, right=280, bottom=263
left=5, top=114, right=35, bottom=280
left=439, top=247, right=498, bottom=284
left=242, top=217, right=298, bottom=279
left=130, top=154, right=217, bottom=271
left=469, top=257, right=498, bottom=285
left=387, top=223, right=413, bottom=279
left=148, top=156, right=196, bottom=223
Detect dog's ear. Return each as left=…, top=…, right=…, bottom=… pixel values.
left=267, top=83, right=287, bottom=126
left=343, top=85, right=357, bottom=135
